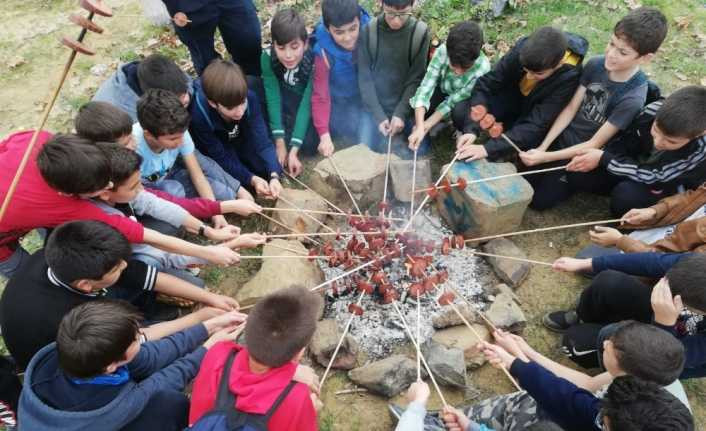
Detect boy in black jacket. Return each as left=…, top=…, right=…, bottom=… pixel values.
left=455, top=26, right=588, bottom=162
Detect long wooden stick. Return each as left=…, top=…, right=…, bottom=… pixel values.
left=410, top=149, right=418, bottom=221
left=265, top=242, right=308, bottom=255
left=500, top=133, right=522, bottom=153
left=238, top=255, right=329, bottom=259
left=445, top=284, right=497, bottom=333
left=264, top=207, right=405, bottom=221
left=468, top=250, right=553, bottom=267
left=319, top=291, right=365, bottom=390
left=391, top=301, right=448, bottom=406
left=310, top=246, right=405, bottom=293
left=327, top=156, right=362, bottom=215
left=416, top=287, right=422, bottom=381
left=257, top=212, right=322, bottom=246
left=465, top=218, right=623, bottom=243
left=403, top=153, right=460, bottom=233
left=265, top=229, right=403, bottom=239
left=277, top=194, right=336, bottom=234
left=414, top=165, right=568, bottom=193
left=284, top=171, right=347, bottom=216
left=381, top=134, right=393, bottom=218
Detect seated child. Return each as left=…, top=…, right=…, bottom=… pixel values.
left=189, top=286, right=322, bottom=430
left=566, top=85, right=706, bottom=216
left=455, top=26, right=588, bottom=161
left=93, top=53, right=191, bottom=122
left=408, top=20, right=490, bottom=151
left=519, top=7, right=668, bottom=210
left=18, top=300, right=246, bottom=430
left=311, top=0, right=371, bottom=155
left=357, top=0, right=430, bottom=159
left=0, top=220, right=239, bottom=370
left=189, top=59, right=283, bottom=199
left=260, top=8, right=318, bottom=177
left=134, top=89, right=240, bottom=201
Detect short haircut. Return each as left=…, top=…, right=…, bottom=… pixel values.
left=96, top=142, right=142, bottom=188
left=602, top=376, right=694, bottom=430
left=520, top=26, right=568, bottom=72
left=136, top=54, right=188, bottom=96
left=202, top=59, right=248, bottom=109
left=609, top=321, right=685, bottom=386
left=666, top=254, right=706, bottom=312
left=613, top=6, right=667, bottom=56
left=322, top=0, right=360, bottom=28
left=75, top=102, right=133, bottom=142
left=45, top=220, right=132, bottom=283
left=136, top=89, right=190, bottom=138
left=37, top=134, right=111, bottom=195
left=57, top=300, right=141, bottom=378
left=244, top=286, right=323, bottom=367
left=655, top=86, right=706, bottom=139
left=382, top=0, right=414, bottom=7
left=271, top=8, right=308, bottom=46
left=446, top=21, right=483, bottom=70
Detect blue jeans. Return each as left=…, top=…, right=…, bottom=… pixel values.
left=359, top=113, right=430, bottom=160
left=0, top=246, right=30, bottom=280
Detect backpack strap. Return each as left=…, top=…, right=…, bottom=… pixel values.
left=368, top=17, right=380, bottom=69
left=214, top=350, right=238, bottom=410
left=407, top=18, right=428, bottom=67
left=263, top=381, right=298, bottom=420
left=195, top=91, right=215, bottom=132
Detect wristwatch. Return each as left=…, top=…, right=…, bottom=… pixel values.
left=198, top=224, right=207, bottom=236
left=270, top=172, right=280, bottom=180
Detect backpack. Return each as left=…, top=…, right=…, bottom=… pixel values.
left=189, top=351, right=296, bottom=431
left=367, top=16, right=430, bottom=69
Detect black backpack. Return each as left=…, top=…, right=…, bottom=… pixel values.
left=188, top=351, right=296, bottom=431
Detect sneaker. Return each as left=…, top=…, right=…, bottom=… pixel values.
left=543, top=310, right=579, bottom=333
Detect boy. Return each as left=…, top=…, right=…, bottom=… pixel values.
left=19, top=300, right=246, bottom=430
left=566, top=85, right=706, bottom=216
left=189, top=59, right=283, bottom=199
left=0, top=220, right=240, bottom=370
left=357, top=0, right=430, bottom=158
left=261, top=8, right=318, bottom=177
left=134, top=89, right=241, bottom=202
left=519, top=7, right=668, bottom=210
left=0, top=132, right=238, bottom=279
left=311, top=0, right=371, bottom=155
left=189, top=286, right=322, bottom=430
left=93, top=53, right=191, bottom=123
left=407, top=20, right=490, bottom=152
left=455, top=26, right=588, bottom=161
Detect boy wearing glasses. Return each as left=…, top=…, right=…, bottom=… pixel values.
left=357, top=0, right=430, bottom=158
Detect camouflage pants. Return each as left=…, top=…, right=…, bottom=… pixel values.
left=463, top=390, right=542, bottom=431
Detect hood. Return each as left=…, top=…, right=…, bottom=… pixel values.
left=566, top=32, right=589, bottom=59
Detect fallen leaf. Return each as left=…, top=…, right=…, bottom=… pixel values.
left=624, top=0, right=641, bottom=9
left=496, top=40, right=511, bottom=56
left=7, top=57, right=26, bottom=70
left=607, top=4, right=619, bottom=11
left=675, top=16, right=691, bottom=31
left=675, top=72, right=688, bottom=81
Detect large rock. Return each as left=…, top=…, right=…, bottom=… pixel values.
left=422, top=339, right=467, bottom=388
left=435, top=159, right=533, bottom=239
left=235, top=240, right=325, bottom=303
left=390, top=159, right=432, bottom=202
left=309, top=319, right=358, bottom=370
left=348, top=355, right=420, bottom=397
left=432, top=303, right=478, bottom=329
left=432, top=324, right=491, bottom=369
left=481, top=238, right=531, bottom=288
left=269, top=188, right=328, bottom=235
left=486, top=290, right=527, bottom=331
left=309, top=144, right=400, bottom=211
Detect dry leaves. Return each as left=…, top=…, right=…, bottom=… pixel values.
left=624, top=0, right=641, bottom=10
left=675, top=72, right=688, bottom=81
left=674, top=16, right=692, bottom=31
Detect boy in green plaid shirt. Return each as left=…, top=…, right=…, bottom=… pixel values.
left=408, top=21, right=490, bottom=150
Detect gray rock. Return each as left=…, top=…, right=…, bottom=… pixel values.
left=486, top=291, right=527, bottom=331
left=422, top=339, right=467, bottom=388
left=432, top=324, right=491, bottom=369
left=481, top=238, right=531, bottom=288
left=435, top=159, right=533, bottom=239
left=309, top=319, right=358, bottom=370
left=432, top=303, right=479, bottom=329
left=269, top=188, right=328, bottom=235
left=348, top=355, right=419, bottom=397
left=390, top=158, right=432, bottom=202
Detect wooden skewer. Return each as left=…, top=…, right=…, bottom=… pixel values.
left=112, top=14, right=193, bottom=23
left=414, top=165, right=568, bottom=193
left=403, top=153, right=460, bottom=233
left=327, top=156, right=362, bottom=215
left=381, top=134, right=393, bottom=219
left=264, top=242, right=308, bottom=255
left=410, top=148, right=418, bottom=222
left=257, top=212, right=322, bottom=246
left=500, top=133, right=522, bottom=153
left=391, top=301, right=448, bottom=407
left=238, top=255, right=329, bottom=259
left=465, top=218, right=624, bottom=243
left=446, top=301, right=522, bottom=391
left=468, top=250, right=553, bottom=267
left=284, top=171, right=347, bottom=216
left=277, top=194, right=336, bottom=234
left=416, top=282, right=422, bottom=381
left=335, top=388, right=368, bottom=395
left=310, top=245, right=405, bottom=293
left=319, top=290, right=365, bottom=391
left=265, top=229, right=403, bottom=239
left=263, top=207, right=405, bottom=221
left=445, top=284, right=497, bottom=333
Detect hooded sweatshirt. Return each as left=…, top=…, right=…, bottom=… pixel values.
left=189, top=341, right=316, bottom=430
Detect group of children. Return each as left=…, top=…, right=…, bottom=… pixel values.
left=0, top=0, right=703, bottom=429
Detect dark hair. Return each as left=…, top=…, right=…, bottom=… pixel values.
left=45, top=220, right=132, bottom=283
left=37, top=134, right=112, bottom=195
left=666, top=253, right=706, bottom=313
left=520, top=26, right=568, bottom=72
left=136, top=54, right=188, bottom=96
left=96, top=142, right=143, bottom=188
left=382, top=0, right=414, bottom=7
left=245, top=286, right=322, bottom=367
left=57, top=300, right=142, bottom=378
left=609, top=321, right=685, bottom=386
left=75, top=102, right=133, bottom=142
left=602, top=376, right=693, bottom=430
left=136, top=89, right=191, bottom=138
left=655, top=86, right=706, bottom=139
left=322, top=0, right=360, bottom=28
left=446, top=21, right=483, bottom=69
left=202, top=59, right=248, bottom=109
left=271, top=8, right=308, bottom=46
left=613, top=6, right=667, bottom=56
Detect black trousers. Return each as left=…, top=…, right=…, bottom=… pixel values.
left=576, top=270, right=655, bottom=324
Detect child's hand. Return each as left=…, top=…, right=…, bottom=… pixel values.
left=269, top=178, right=283, bottom=199
left=378, top=119, right=391, bottom=136
left=310, top=392, right=324, bottom=412
left=211, top=215, right=229, bottom=229
left=206, top=293, right=240, bottom=312
left=441, top=405, right=471, bottom=431
left=477, top=341, right=517, bottom=369
left=492, top=329, right=529, bottom=362
left=203, top=325, right=245, bottom=349
left=519, top=149, right=547, bottom=167
left=225, top=232, right=267, bottom=250
left=294, top=364, right=320, bottom=395
left=173, top=12, right=189, bottom=27
left=405, top=381, right=430, bottom=405
left=457, top=144, right=487, bottom=162
left=552, top=257, right=592, bottom=273
left=651, top=277, right=683, bottom=326
left=222, top=199, right=263, bottom=216
left=275, top=139, right=287, bottom=167
left=621, top=207, right=657, bottom=225
left=318, top=134, right=335, bottom=157
left=287, top=150, right=303, bottom=177
left=567, top=148, right=603, bottom=172
left=251, top=176, right=271, bottom=197
left=204, top=245, right=240, bottom=267
left=456, top=133, right=477, bottom=150
left=408, top=127, right=426, bottom=151
left=203, top=310, right=247, bottom=334
left=589, top=226, right=622, bottom=247
left=206, top=225, right=241, bottom=242
left=390, top=116, right=405, bottom=136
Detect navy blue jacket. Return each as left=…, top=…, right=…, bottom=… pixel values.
left=189, top=79, right=281, bottom=186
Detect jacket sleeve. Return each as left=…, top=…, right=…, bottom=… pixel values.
left=645, top=217, right=706, bottom=253
left=357, top=24, right=388, bottom=125
left=312, top=54, right=332, bottom=137
left=129, top=324, right=208, bottom=380
left=145, top=188, right=221, bottom=219
left=245, top=91, right=282, bottom=177
left=291, top=73, right=314, bottom=148
left=133, top=190, right=190, bottom=228
left=591, top=252, right=688, bottom=277
left=652, top=184, right=706, bottom=221
left=394, top=26, right=431, bottom=120
left=616, top=235, right=655, bottom=253
left=261, top=51, right=285, bottom=140
left=654, top=323, right=706, bottom=370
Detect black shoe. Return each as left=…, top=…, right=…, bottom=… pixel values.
left=543, top=310, right=579, bottom=333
